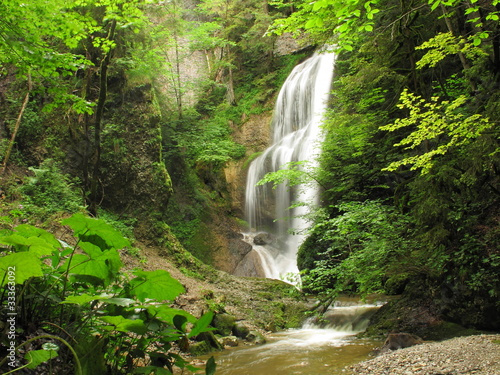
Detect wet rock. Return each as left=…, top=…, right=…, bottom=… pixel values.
left=253, top=232, right=272, bottom=245
left=229, top=238, right=252, bottom=257
left=221, top=336, right=239, bottom=347
left=196, top=331, right=223, bottom=351
left=189, top=341, right=212, bottom=356
left=212, top=313, right=236, bottom=336
left=232, top=322, right=250, bottom=339
left=233, top=250, right=267, bottom=277
left=246, top=330, right=266, bottom=345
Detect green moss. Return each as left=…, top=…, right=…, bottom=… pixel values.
left=423, top=322, right=484, bottom=341
left=189, top=341, right=212, bottom=356
left=242, top=151, right=263, bottom=170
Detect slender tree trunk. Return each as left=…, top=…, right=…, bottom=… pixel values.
left=1, top=73, right=32, bottom=175
left=441, top=5, right=477, bottom=91
left=89, top=19, right=117, bottom=215
left=174, top=32, right=183, bottom=119
left=227, top=65, right=236, bottom=105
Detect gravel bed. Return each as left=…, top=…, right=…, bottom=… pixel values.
left=348, top=334, right=500, bottom=375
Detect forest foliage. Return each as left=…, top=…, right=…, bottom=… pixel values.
left=0, top=0, right=289, bottom=373
left=1, top=2, right=500, bottom=372
left=264, top=0, right=500, bottom=328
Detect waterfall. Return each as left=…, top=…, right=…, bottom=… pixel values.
left=235, top=49, right=336, bottom=281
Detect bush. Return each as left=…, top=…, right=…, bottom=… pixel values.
left=0, top=214, right=215, bottom=374
left=20, top=159, right=84, bottom=219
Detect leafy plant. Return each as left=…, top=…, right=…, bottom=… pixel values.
left=302, top=201, right=417, bottom=297
left=0, top=214, right=215, bottom=374
left=380, top=89, right=493, bottom=174
left=20, top=159, right=84, bottom=219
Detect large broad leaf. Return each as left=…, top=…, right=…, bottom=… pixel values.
left=62, top=293, right=135, bottom=307
left=60, top=248, right=122, bottom=285
left=25, top=349, right=59, bottom=369
left=205, top=356, right=217, bottom=375
left=188, top=311, right=215, bottom=338
left=62, top=214, right=130, bottom=251
left=0, top=233, right=57, bottom=256
left=146, top=305, right=196, bottom=325
left=0, top=225, right=60, bottom=256
left=61, top=254, right=108, bottom=284
left=13, top=224, right=60, bottom=247
left=0, top=252, right=43, bottom=286
left=128, top=270, right=184, bottom=302
left=100, top=315, right=148, bottom=335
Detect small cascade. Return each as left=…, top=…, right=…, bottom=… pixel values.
left=302, top=299, right=383, bottom=332
left=238, top=49, right=336, bottom=280
left=199, top=298, right=385, bottom=375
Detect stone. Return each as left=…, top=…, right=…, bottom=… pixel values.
left=253, top=232, right=272, bottom=245
left=221, top=336, right=239, bottom=347
left=212, top=313, right=236, bottom=336
left=379, top=333, right=423, bottom=354
left=246, top=330, right=266, bottom=345
left=196, top=331, right=224, bottom=351
left=232, top=322, right=250, bottom=339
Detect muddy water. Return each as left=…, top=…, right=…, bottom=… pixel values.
left=204, top=329, right=380, bottom=375
left=197, top=299, right=384, bottom=375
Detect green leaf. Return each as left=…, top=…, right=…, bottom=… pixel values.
left=12, top=224, right=60, bottom=247
left=61, top=248, right=122, bottom=285
left=0, top=233, right=57, bottom=256
left=173, top=314, right=188, bottom=333
left=188, top=311, right=215, bottom=338
left=0, top=252, right=43, bottom=286
left=147, top=305, right=196, bottom=325
left=62, top=254, right=108, bottom=284
left=205, top=356, right=217, bottom=375
left=63, top=214, right=130, bottom=251
left=100, top=315, right=148, bottom=335
left=61, top=293, right=134, bottom=306
left=61, top=293, right=105, bottom=305
left=25, top=349, right=58, bottom=369
left=128, top=270, right=185, bottom=302
left=42, top=343, right=59, bottom=351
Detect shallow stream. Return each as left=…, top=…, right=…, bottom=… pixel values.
left=197, top=298, right=384, bottom=374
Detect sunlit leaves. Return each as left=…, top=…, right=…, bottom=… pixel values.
left=128, top=269, right=185, bottom=302
left=0, top=252, right=43, bottom=286
left=270, top=0, right=379, bottom=51
left=25, top=348, right=59, bottom=369
left=100, top=315, right=148, bottom=335
left=62, top=213, right=131, bottom=251
left=381, top=89, right=492, bottom=174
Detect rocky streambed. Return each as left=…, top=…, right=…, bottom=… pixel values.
left=348, top=334, right=500, bottom=375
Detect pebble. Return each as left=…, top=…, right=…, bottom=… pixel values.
left=347, top=334, right=500, bottom=375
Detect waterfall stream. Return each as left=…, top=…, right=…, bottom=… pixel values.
left=236, top=49, right=336, bottom=281
left=196, top=298, right=384, bottom=375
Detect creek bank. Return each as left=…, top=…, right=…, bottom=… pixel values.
left=121, top=238, right=310, bottom=354
left=348, top=334, right=500, bottom=375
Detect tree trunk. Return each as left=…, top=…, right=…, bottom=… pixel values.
left=1, top=74, right=32, bottom=175
left=89, top=20, right=117, bottom=215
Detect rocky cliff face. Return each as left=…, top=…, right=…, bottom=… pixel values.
left=224, top=112, right=273, bottom=216
left=189, top=111, right=274, bottom=275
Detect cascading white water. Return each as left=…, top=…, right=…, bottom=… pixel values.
left=237, top=49, right=336, bottom=280
left=198, top=298, right=385, bottom=375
